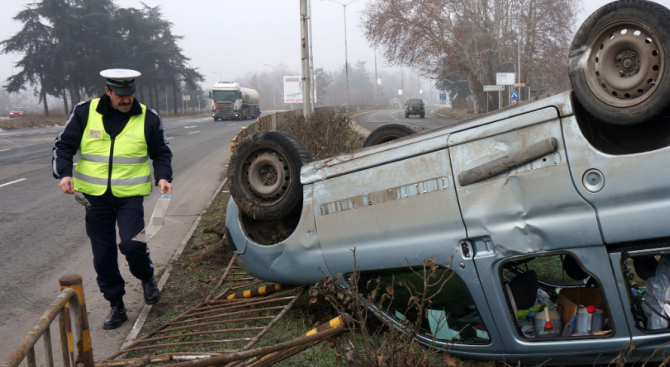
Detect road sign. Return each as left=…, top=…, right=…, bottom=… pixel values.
left=483, top=85, right=505, bottom=92
left=496, top=72, right=516, bottom=86
left=514, top=83, right=526, bottom=88
left=439, top=93, right=447, bottom=100
left=398, top=89, right=403, bottom=96
left=511, top=91, right=519, bottom=100
left=183, top=95, right=191, bottom=101
left=512, top=100, right=518, bottom=105
left=377, top=79, right=382, bottom=85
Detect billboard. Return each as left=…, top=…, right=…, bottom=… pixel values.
left=283, top=76, right=316, bottom=104
left=496, top=72, right=516, bottom=86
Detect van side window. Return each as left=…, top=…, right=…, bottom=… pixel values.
left=622, top=253, right=670, bottom=332
left=501, top=254, right=614, bottom=340
left=359, top=268, right=489, bottom=344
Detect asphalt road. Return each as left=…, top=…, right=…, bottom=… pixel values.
left=354, top=107, right=459, bottom=135
left=0, top=112, right=272, bottom=360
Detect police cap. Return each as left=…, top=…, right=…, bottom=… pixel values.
left=100, top=69, right=141, bottom=96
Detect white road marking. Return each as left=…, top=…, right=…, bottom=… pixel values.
left=227, top=123, right=235, bottom=126
left=73, top=163, right=77, bottom=166
left=188, top=131, right=200, bottom=135
left=184, top=125, right=198, bottom=129
left=167, top=137, right=175, bottom=140
left=0, top=178, right=26, bottom=188
left=0, top=148, right=10, bottom=152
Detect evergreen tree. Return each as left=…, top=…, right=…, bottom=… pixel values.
left=1, top=0, right=204, bottom=116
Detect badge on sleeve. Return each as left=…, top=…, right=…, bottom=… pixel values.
left=89, top=129, right=102, bottom=139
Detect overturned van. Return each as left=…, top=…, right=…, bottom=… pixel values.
left=225, top=1, right=670, bottom=364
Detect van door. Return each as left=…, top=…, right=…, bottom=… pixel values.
left=313, top=147, right=505, bottom=355
left=448, top=107, right=603, bottom=253
left=449, top=108, right=630, bottom=359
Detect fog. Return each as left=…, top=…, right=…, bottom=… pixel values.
left=0, top=0, right=667, bottom=113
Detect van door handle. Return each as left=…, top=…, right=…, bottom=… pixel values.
left=458, top=137, right=558, bottom=186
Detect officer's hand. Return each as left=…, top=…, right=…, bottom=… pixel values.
left=59, top=177, right=74, bottom=194
left=158, top=179, right=172, bottom=194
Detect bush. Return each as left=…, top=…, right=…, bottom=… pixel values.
left=278, top=111, right=364, bottom=160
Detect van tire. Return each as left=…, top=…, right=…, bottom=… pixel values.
left=568, top=0, right=670, bottom=125
left=228, top=131, right=312, bottom=221
left=363, top=123, right=419, bottom=147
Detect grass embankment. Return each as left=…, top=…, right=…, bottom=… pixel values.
left=437, top=108, right=476, bottom=120
left=0, top=111, right=206, bottom=131
left=0, top=114, right=67, bottom=130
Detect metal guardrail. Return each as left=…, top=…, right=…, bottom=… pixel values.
left=2, top=274, right=94, bottom=367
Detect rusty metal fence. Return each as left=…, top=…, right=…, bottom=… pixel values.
left=230, top=105, right=388, bottom=155
left=2, top=274, right=94, bottom=367
left=97, top=255, right=343, bottom=367
left=3, top=259, right=346, bottom=367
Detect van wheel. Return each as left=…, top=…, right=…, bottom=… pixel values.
left=568, top=0, right=670, bottom=125
left=363, top=123, right=419, bottom=147
left=228, top=131, right=311, bottom=221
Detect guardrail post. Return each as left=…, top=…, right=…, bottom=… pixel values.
left=59, top=274, right=94, bottom=367
left=271, top=113, right=277, bottom=130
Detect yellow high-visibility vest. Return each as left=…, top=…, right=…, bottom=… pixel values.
left=73, top=98, right=152, bottom=197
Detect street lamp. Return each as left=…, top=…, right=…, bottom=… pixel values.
left=213, top=71, right=222, bottom=83
left=319, top=0, right=359, bottom=113
left=263, top=64, right=278, bottom=110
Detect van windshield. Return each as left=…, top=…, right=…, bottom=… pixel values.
left=212, top=91, right=238, bottom=100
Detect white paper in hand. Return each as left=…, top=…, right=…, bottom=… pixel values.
left=133, top=193, right=172, bottom=243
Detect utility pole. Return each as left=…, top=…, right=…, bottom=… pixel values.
left=343, top=4, right=350, bottom=113
left=374, top=50, right=378, bottom=109
left=308, top=0, right=315, bottom=112
left=518, top=37, right=521, bottom=101
left=401, top=69, right=405, bottom=104
left=319, top=0, right=359, bottom=113
left=300, top=0, right=312, bottom=116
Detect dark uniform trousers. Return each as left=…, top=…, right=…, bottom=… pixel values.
left=84, top=191, right=154, bottom=302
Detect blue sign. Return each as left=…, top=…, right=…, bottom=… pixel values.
left=439, top=93, right=447, bottom=100
left=511, top=91, right=519, bottom=100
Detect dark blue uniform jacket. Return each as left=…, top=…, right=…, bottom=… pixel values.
left=52, top=95, right=173, bottom=188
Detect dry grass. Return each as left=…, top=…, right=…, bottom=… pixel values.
left=0, top=114, right=67, bottom=130
left=437, top=108, right=476, bottom=119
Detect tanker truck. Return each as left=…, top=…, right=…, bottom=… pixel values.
left=209, top=82, right=261, bottom=121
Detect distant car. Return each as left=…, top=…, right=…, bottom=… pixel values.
left=9, top=107, right=26, bottom=118
left=405, top=99, right=425, bottom=118
left=226, top=1, right=670, bottom=364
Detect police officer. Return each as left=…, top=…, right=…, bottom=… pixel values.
left=52, top=69, right=173, bottom=330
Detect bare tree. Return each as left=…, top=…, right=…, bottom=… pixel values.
left=362, top=0, right=581, bottom=113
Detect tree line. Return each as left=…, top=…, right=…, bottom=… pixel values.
left=1, top=0, right=203, bottom=117
left=362, top=0, right=581, bottom=113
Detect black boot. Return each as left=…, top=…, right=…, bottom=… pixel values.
left=103, top=300, right=128, bottom=330
left=142, top=277, right=160, bottom=305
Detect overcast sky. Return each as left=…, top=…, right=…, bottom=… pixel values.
left=1, top=0, right=669, bottom=96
